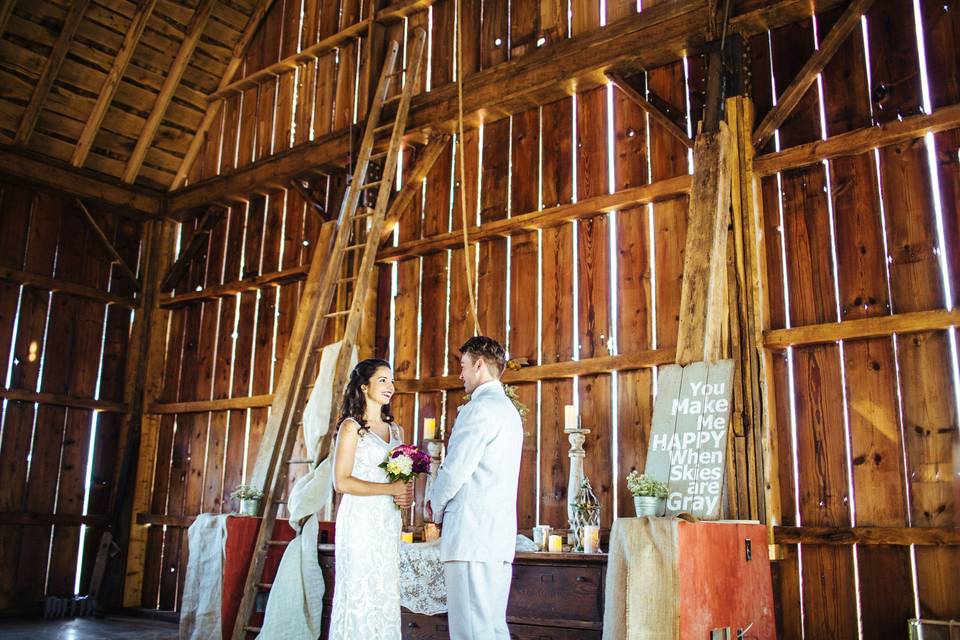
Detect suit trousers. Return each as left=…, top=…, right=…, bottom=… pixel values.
left=444, top=560, right=512, bottom=640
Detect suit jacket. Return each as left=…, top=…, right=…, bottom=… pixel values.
left=427, top=380, right=523, bottom=563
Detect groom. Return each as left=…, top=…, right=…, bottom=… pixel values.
left=425, top=336, right=523, bottom=640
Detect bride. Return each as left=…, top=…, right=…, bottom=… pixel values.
left=328, top=358, right=413, bottom=640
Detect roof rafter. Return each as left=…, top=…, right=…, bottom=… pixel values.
left=169, top=0, right=279, bottom=191
left=0, top=0, right=16, bottom=37
left=14, top=0, right=92, bottom=146
left=72, top=0, right=159, bottom=168
left=121, top=0, right=217, bottom=184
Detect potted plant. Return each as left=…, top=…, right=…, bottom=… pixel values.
left=626, top=471, right=668, bottom=517
left=230, top=484, right=264, bottom=516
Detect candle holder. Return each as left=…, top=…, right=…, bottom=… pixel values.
left=564, top=419, right=590, bottom=548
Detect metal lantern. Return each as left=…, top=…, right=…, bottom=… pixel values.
left=571, top=476, right=600, bottom=551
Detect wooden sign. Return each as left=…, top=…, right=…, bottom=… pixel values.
left=644, top=360, right=734, bottom=519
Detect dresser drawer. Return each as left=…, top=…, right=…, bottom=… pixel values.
left=509, top=623, right=603, bottom=640
left=508, top=564, right=604, bottom=624
left=402, top=612, right=450, bottom=639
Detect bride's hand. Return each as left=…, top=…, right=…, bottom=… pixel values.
left=394, top=482, right=414, bottom=508
left=387, top=480, right=409, bottom=496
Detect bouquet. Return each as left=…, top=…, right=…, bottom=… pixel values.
left=379, top=444, right=432, bottom=482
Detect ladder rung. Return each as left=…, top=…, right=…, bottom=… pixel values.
left=288, top=459, right=313, bottom=464
left=245, top=626, right=261, bottom=633
left=266, top=540, right=290, bottom=547
left=359, top=179, right=386, bottom=190
left=337, top=276, right=358, bottom=284
left=374, top=122, right=395, bottom=134
left=324, top=309, right=351, bottom=318
left=353, top=208, right=375, bottom=218
left=257, top=583, right=272, bottom=590
left=344, top=242, right=366, bottom=252
left=383, top=93, right=402, bottom=104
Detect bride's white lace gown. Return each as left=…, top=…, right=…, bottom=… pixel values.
left=328, top=421, right=403, bottom=640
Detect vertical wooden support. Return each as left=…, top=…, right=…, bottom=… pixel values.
left=726, top=96, right=781, bottom=531
left=675, top=122, right=732, bottom=365
left=121, top=219, right=177, bottom=608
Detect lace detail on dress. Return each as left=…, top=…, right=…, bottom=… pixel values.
left=328, top=423, right=403, bottom=640
left=399, top=540, right=447, bottom=615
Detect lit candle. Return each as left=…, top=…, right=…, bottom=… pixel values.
left=400, top=531, right=414, bottom=544
left=564, top=404, right=578, bottom=431
left=548, top=534, right=563, bottom=553
left=582, top=525, right=600, bottom=554
left=423, top=523, right=439, bottom=542
left=423, top=417, right=437, bottom=441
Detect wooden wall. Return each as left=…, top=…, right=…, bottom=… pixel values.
left=752, top=0, right=960, bottom=635
left=0, top=182, right=143, bottom=610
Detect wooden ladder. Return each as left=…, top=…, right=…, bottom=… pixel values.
left=230, top=28, right=427, bottom=640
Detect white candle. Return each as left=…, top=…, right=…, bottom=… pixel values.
left=423, top=523, right=439, bottom=541
left=582, top=525, right=600, bottom=553
left=548, top=534, right=563, bottom=553
left=423, top=418, right=437, bottom=440
left=564, top=404, right=578, bottom=431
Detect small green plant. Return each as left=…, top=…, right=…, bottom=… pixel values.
left=230, top=484, right=263, bottom=501
left=625, top=471, right=668, bottom=499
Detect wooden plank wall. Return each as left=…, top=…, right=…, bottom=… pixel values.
left=753, top=0, right=960, bottom=635
left=137, top=0, right=711, bottom=610
left=0, top=182, right=143, bottom=610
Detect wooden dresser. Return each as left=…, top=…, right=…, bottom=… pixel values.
left=318, top=545, right=607, bottom=639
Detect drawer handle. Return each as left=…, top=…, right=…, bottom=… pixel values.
left=407, top=621, right=419, bottom=628
left=576, top=576, right=587, bottom=582
left=540, top=575, right=554, bottom=582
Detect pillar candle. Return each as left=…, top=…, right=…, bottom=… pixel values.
left=423, top=418, right=437, bottom=441
left=563, top=404, right=578, bottom=431
left=582, top=525, right=600, bottom=554
left=548, top=534, right=563, bottom=553
left=400, top=531, right=414, bottom=544
left=423, top=523, right=439, bottom=542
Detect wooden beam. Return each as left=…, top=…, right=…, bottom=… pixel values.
left=753, top=101, right=960, bottom=175
left=606, top=70, right=693, bottom=149
left=168, top=0, right=280, bottom=191
left=752, top=0, right=875, bottom=149
left=159, top=264, right=308, bottom=308
left=764, top=308, right=960, bottom=349
left=75, top=199, right=141, bottom=291
left=774, top=526, right=960, bottom=546
left=71, top=0, right=158, bottom=168
left=675, top=123, right=733, bottom=365
left=159, top=206, right=224, bottom=292
left=136, top=513, right=195, bottom=528
left=0, top=512, right=111, bottom=527
left=167, top=0, right=843, bottom=214
left=0, top=146, right=164, bottom=218
left=122, top=219, right=177, bottom=608
left=122, top=0, right=217, bottom=184
left=396, top=348, right=676, bottom=393
left=0, top=0, right=16, bottom=37
left=0, top=388, right=128, bottom=413
left=380, top=174, right=692, bottom=262
left=0, top=266, right=137, bottom=308
left=380, top=135, right=450, bottom=242
left=14, top=0, right=91, bottom=145
left=146, top=394, right=273, bottom=414
left=289, top=178, right=330, bottom=219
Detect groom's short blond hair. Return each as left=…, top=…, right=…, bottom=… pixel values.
left=460, top=336, right=506, bottom=376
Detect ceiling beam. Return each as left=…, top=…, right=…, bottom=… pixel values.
left=122, top=0, right=217, bottom=184
left=72, top=0, right=158, bottom=168
left=606, top=70, right=693, bottom=149
left=0, top=145, right=164, bottom=218
left=167, top=0, right=846, bottom=217
left=0, top=0, right=16, bottom=37
left=75, top=199, right=142, bottom=291
left=14, top=0, right=91, bottom=146
left=159, top=206, right=224, bottom=292
left=168, top=0, right=279, bottom=191
left=752, top=0, right=876, bottom=149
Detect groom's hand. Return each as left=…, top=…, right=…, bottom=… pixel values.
left=394, top=482, right=414, bottom=508
left=424, top=501, right=433, bottom=521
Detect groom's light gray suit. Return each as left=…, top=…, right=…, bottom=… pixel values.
left=426, top=380, right=523, bottom=640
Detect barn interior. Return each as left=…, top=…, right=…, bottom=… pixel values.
left=0, top=0, right=958, bottom=637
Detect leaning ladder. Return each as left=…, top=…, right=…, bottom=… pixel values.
left=230, top=28, right=427, bottom=640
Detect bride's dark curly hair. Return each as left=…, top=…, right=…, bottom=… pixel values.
left=337, top=358, right=394, bottom=436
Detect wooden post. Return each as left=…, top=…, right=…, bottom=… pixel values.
left=120, top=218, right=177, bottom=608
left=675, top=122, right=732, bottom=365
left=727, top=95, right=783, bottom=538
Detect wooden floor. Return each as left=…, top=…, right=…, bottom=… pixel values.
left=0, top=615, right=178, bottom=639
